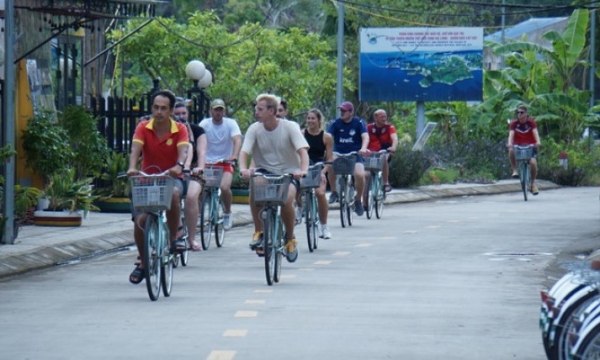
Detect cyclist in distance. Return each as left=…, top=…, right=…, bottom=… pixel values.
left=197, top=99, right=242, bottom=230
left=366, top=109, right=398, bottom=194
left=303, top=108, right=334, bottom=239
left=507, top=104, right=541, bottom=195
left=174, top=101, right=206, bottom=251
left=127, top=90, right=190, bottom=284
left=239, top=94, right=309, bottom=263
left=326, top=101, right=369, bottom=216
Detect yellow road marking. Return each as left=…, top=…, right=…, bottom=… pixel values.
left=314, top=260, right=332, bottom=265
left=223, top=329, right=248, bottom=337
left=207, top=350, right=236, bottom=360
left=235, top=311, right=257, bottom=318
left=245, top=299, right=265, bottom=305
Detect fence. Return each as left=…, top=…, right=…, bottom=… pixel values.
left=90, top=92, right=210, bottom=154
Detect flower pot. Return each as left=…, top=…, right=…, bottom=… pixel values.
left=232, top=188, right=250, bottom=204
left=36, top=197, right=50, bottom=211
left=33, top=210, right=83, bottom=227
left=94, top=197, right=131, bottom=213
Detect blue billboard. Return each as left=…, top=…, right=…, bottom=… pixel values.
left=359, top=27, right=483, bottom=102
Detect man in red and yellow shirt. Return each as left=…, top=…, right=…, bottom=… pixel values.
left=126, top=90, right=189, bottom=284
left=366, top=109, right=398, bottom=193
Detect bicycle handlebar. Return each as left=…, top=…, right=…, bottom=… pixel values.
left=333, top=151, right=358, bottom=156
left=206, top=159, right=237, bottom=165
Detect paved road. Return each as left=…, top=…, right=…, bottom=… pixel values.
left=0, top=187, right=599, bottom=360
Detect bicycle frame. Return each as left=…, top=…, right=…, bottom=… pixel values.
left=333, top=152, right=357, bottom=228
left=514, top=145, right=534, bottom=201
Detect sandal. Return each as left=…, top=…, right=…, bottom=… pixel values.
left=171, top=239, right=187, bottom=253
left=129, top=266, right=145, bottom=285
left=176, top=226, right=186, bottom=240
left=384, top=184, right=393, bottom=193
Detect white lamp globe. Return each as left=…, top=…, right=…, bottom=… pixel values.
left=185, top=60, right=206, bottom=81
left=198, top=70, right=212, bottom=88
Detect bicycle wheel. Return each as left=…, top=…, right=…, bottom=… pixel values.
left=143, top=214, right=161, bottom=301
left=555, top=294, right=598, bottom=360
left=214, top=199, right=226, bottom=248
left=520, top=162, right=528, bottom=201
left=199, top=193, right=213, bottom=250
left=160, top=221, right=173, bottom=297
left=264, top=210, right=276, bottom=286
left=346, top=180, right=354, bottom=227
left=339, top=178, right=347, bottom=228
left=179, top=213, right=189, bottom=267
left=311, top=192, right=319, bottom=250
left=375, top=173, right=385, bottom=219
left=366, top=175, right=374, bottom=219
left=305, top=191, right=317, bottom=252
left=273, top=216, right=283, bottom=283
left=573, top=325, right=600, bottom=360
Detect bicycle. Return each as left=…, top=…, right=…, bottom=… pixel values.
left=251, top=172, right=293, bottom=286
left=332, top=151, right=357, bottom=228
left=129, top=171, right=178, bottom=301
left=364, top=150, right=388, bottom=220
left=514, top=145, right=535, bottom=201
left=198, top=161, right=232, bottom=250
left=299, top=162, right=324, bottom=252
left=174, top=170, right=205, bottom=267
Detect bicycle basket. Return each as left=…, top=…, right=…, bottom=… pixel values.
left=130, top=175, right=175, bottom=212
left=333, top=155, right=356, bottom=175
left=300, top=166, right=322, bottom=188
left=203, top=166, right=224, bottom=188
left=364, top=153, right=385, bottom=171
left=251, top=175, right=292, bottom=206
left=514, top=147, right=533, bottom=161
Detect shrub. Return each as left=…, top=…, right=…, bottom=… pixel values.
left=388, top=142, right=433, bottom=187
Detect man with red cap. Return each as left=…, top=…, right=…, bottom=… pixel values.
left=326, top=101, right=369, bottom=216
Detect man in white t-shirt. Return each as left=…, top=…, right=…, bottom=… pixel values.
left=239, top=94, right=309, bottom=263
left=198, top=99, right=242, bottom=230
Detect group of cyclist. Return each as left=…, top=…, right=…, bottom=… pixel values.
left=126, top=90, right=399, bottom=284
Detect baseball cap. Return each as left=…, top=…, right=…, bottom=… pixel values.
left=211, top=98, right=226, bottom=109
left=338, top=101, right=354, bottom=112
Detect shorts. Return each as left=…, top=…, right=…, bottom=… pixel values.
left=131, top=177, right=184, bottom=221
left=208, top=162, right=235, bottom=174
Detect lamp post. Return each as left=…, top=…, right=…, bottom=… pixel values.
left=185, top=60, right=212, bottom=124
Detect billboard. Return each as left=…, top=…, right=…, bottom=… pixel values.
left=359, top=27, right=483, bottom=102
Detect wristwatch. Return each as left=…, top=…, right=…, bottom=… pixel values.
left=177, top=161, right=185, bottom=168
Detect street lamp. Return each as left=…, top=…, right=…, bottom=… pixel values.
left=185, top=60, right=212, bottom=123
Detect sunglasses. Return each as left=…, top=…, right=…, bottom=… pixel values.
left=517, top=111, right=526, bottom=114
left=340, top=109, right=350, bottom=113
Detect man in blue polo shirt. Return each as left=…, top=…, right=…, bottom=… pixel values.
left=326, top=101, right=369, bottom=216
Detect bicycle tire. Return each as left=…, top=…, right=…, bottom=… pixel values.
left=264, top=210, right=275, bottom=286
left=520, top=162, right=528, bottom=201
left=160, top=221, right=173, bottom=297
left=305, top=191, right=317, bottom=252
left=366, top=176, right=374, bottom=219
left=339, top=178, right=347, bottom=228
left=555, top=294, right=599, bottom=360
left=215, top=199, right=226, bottom=247
left=311, top=192, right=319, bottom=250
left=143, top=214, right=161, bottom=301
left=273, top=214, right=283, bottom=283
left=573, top=324, right=600, bottom=359
left=347, top=180, right=354, bottom=227
left=199, top=193, right=213, bottom=250
left=375, top=173, right=385, bottom=219
left=179, top=213, right=189, bottom=267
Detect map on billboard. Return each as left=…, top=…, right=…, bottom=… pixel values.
left=359, top=27, right=483, bottom=102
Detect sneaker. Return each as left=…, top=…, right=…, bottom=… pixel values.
left=322, top=225, right=332, bottom=239
left=223, top=213, right=233, bottom=230
left=328, top=191, right=339, bottom=204
left=531, top=185, right=539, bottom=195
left=249, top=231, right=263, bottom=249
left=295, top=206, right=303, bottom=225
left=511, top=171, right=519, bottom=179
left=354, top=200, right=364, bottom=216
left=285, top=238, right=298, bottom=262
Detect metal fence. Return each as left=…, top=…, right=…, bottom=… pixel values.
left=89, top=92, right=210, bottom=154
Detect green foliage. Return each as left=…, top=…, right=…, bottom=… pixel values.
left=21, top=110, right=74, bottom=182
left=419, top=167, right=460, bottom=186
left=98, top=152, right=130, bottom=198
left=59, top=106, right=109, bottom=179
left=388, top=142, right=432, bottom=188
left=43, top=168, right=99, bottom=212
left=14, top=185, right=41, bottom=222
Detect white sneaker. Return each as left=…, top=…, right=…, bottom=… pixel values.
left=322, top=225, right=332, bottom=239
left=295, top=206, right=303, bottom=225
left=223, top=213, right=233, bottom=230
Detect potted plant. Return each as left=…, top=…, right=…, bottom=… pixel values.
left=95, top=151, right=131, bottom=213
left=33, top=168, right=99, bottom=227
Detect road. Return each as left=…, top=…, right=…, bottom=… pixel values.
left=1, top=187, right=599, bottom=360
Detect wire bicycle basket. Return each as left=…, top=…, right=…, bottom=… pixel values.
left=514, top=146, right=534, bottom=161
left=130, top=175, right=175, bottom=212
left=364, top=153, right=385, bottom=172
left=300, top=166, right=323, bottom=189
left=251, top=175, right=292, bottom=206
left=203, top=166, right=224, bottom=188
left=333, top=155, right=356, bottom=175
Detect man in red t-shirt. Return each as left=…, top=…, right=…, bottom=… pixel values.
left=507, top=105, right=541, bottom=195
left=126, top=90, right=190, bottom=284
left=366, top=109, right=398, bottom=193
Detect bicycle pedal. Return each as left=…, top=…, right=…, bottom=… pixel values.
left=255, top=247, right=265, bottom=257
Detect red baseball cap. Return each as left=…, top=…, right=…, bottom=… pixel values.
left=338, top=101, right=354, bottom=112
